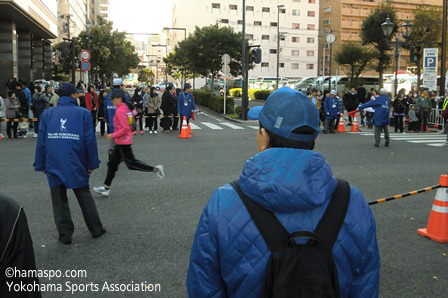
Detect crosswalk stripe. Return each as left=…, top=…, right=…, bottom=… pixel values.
left=408, top=140, right=447, bottom=143
left=221, top=122, right=244, bottom=130
left=248, top=126, right=259, bottom=130
left=201, top=122, right=223, bottom=130
left=428, top=143, right=446, bottom=147
left=391, top=137, right=447, bottom=141
left=189, top=123, right=202, bottom=130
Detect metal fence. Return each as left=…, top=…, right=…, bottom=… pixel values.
left=428, top=107, right=445, bottom=129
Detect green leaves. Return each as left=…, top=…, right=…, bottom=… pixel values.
left=335, top=42, right=374, bottom=88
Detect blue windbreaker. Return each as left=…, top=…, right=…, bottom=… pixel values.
left=34, top=96, right=100, bottom=189
left=324, top=96, right=339, bottom=120
left=24, top=87, right=32, bottom=108
left=104, top=88, right=130, bottom=133
left=177, top=92, right=196, bottom=119
left=358, top=94, right=390, bottom=126
left=187, top=148, right=380, bottom=298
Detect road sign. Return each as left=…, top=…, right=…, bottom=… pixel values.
left=80, top=50, right=91, bottom=61
left=222, top=65, right=230, bottom=74
left=222, top=54, right=231, bottom=65
left=81, top=61, right=91, bottom=72
left=423, top=48, right=438, bottom=91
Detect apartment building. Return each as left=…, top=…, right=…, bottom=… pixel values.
left=89, top=0, right=110, bottom=25
left=318, top=0, right=442, bottom=76
left=0, top=0, right=58, bottom=95
left=171, top=0, right=320, bottom=78
left=57, top=0, right=88, bottom=43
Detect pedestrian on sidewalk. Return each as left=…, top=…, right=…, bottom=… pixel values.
left=4, top=91, right=19, bottom=139
left=146, top=87, right=161, bottom=134
left=161, top=85, right=176, bottom=132
left=408, top=104, right=418, bottom=133
left=393, top=89, right=407, bottom=133
left=34, top=83, right=105, bottom=245
left=32, top=85, right=51, bottom=138
left=0, top=95, right=4, bottom=140
left=177, top=83, right=196, bottom=132
left=85, top=85, right=99, bottom=131
left=417, top=89, right=432, bottom=132
left=358, top=88, right=391, bottom=147
left=172, top=88, right=181, bottom=130
left=187, top=87, right=379, bottom=297
left=323, top=90, right=338, bottom=134
left=132, top=88, right=145, bottom=135
left=93, top=90, right=165, bottom=197
left=97, top=90, right=108, bottom=136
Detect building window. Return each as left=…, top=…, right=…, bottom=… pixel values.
left=323, top=6, right=332, bottom=14
left=292, top=36, right=300, bottom=43
left=307, top=37, right=315, bottom=43
left=246, top=34, right=254, bottom=40
left=291, top=50, right=300, bottom=56
left=246, top=6, right=254, bottom=11
left=307, top=50, right=315, bottom=56
left=279, top=9, right=286, bottom=14
left=229, top=4, right=237, bottom=10
left=292, top=10, right=300, bottom=16
left=308, top=11, right=316, bottom=17
left=262, top=35, right=269, bottom=40
left=306, top=64, right=314, bottom=70
left=309, top=0, right=316, bottom=3
left=238, top=20, right=243, bottom=25
left=262, top=7, right=270, bottom=13
left=254, top=21, right=262, bottom=26
left=221, top=19, right=229, bottom=24
left=292, top=23, right=300, bottom=29
left=270, top=22, right=278, bottom=27
left=212, top=3, right=220, bottom=9
left=307, top=24, right=315, bottom=30
left=280, top=35, right=286, bottom=41
left=261, top=62, right=269, bottom=67
left=323, top=19, right=332, bottom=25
left=280, top=63, right=285, bottom=68
left=291, top=63, right=299, bottom=70
left=270, top=49, right=277, bottom=54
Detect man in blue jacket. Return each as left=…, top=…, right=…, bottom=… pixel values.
left=34, top=83, right=105, bottom=245
left=187, top=88, right=380, bottom=297
left=323, top=90, right=339, bottom=134
left=358, top=88, right=390, bottom=147
left=104, top=78, right=130, bottom=133
left=177, top=83, right=195, bottom=131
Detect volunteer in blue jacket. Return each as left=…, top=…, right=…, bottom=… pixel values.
left=323, top=90, right=339, bottom=134
left=358, top=88, right=391, bottom=147
left=104, top=78, right=130, bottom=133
left=34, top=83, right=105, bottom=245
left=187, top=88, right=380, bottom=297
left=177, top=83, right=195, bottom=132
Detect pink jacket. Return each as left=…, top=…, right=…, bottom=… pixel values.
left=111, top=103, right=133, bottom=145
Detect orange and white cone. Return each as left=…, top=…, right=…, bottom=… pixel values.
left=336, top=115, right=346, bottom=133
left=351, top=114, right=360, bottom=132
left=178, top=116, right=192, bottom=139
left=418, top=175, right=448, bottom=243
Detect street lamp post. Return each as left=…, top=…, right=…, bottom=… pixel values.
left=242, top=0, right=247, bottom=120
left=164, top=27, right=187, bottom=88
left=86, top=19, right=91, bottom=86
left=382, top=16, right=413, bottom=98
left=152, top=44, right=168, bottom=83
left=441, top=0, right=447, bottom=96
left=276, top=5, right=285, bottom=89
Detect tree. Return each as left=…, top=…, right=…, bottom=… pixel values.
left=138, top=68, right=154, bottom=82
left=404, top=7, right=443, bottom=89
left=361, top=3, right=398, bottom=88
left=334, top=42, right=375, bottom=88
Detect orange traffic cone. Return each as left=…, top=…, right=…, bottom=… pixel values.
left=418, top=175, right=448, bottom=243
left=179, top=116, right=192, bottom=139
left=351, top=114, right=360, bottom=132
left=336, top=115, right=346, bottom=133
left=187, top=124, right=193, bottom=135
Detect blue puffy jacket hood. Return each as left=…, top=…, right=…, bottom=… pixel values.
left=239, top=148, right=336, bottom=213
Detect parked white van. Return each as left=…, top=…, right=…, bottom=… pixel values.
left=322, top=76, right=382, bottom=92
left=294, top=77, right=318, bottom=90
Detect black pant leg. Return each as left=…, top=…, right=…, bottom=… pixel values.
left=119, top=145, right=155, bottom=172
left=138, top=116, right=143, bottom=131
left=104, top=146, right=122, bottom=187
left=100, top=120, right=105, bottom=136
left=50, top=185, right=74, bottom=240
left=6, top=121, right=12, bottom=138
left=72, top=187, right=104, bottom=236
left=172, top=112, right=179, bottom=129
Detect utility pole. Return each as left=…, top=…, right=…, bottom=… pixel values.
left=440, top=0, right=447, bottom=96
left=65, top=15, right=76, bottom=84
left=276, top=5, right=285, bottom=88
left=241, top=0, right=248, bottom=120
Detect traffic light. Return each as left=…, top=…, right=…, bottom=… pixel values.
left=410, top=46, right=421, bottom=63
left=60, top=41, right=71, bottom=59
left=252, top=48, right=262, bottom=64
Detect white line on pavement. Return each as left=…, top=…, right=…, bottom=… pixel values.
left=189, top=123, right=202, bottom=130
left=390, top=137, right=447, bottom=141
left=221, top=122, right=244, bottom=130
left=201, top=122, right=223, bottom=130
left=198, top=112, right=222, bottom=122
left=428, top=143, right=447, bottom=147
left=408, top=140, right=447, bottom=143
left=248, top=126, right=259, bottom=130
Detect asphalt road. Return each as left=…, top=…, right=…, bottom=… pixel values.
left=0, top=111, right=447, bottom=297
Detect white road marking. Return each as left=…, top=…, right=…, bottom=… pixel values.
left=221, top=122, right=244, bottom=130
left=408, top=140, right=447, bottom=143
left=248, top=126, right=259, bottom=130
left=201, top=122, right=223, bottom=130
left=390, top=137, right=447, bottom=141
left=428, top=143, right=447, bottom=147
left=189, top=123, right=202, bottom=130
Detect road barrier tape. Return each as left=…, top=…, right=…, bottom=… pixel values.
left=1, top=115, right=182, bottom=123
left=368, top=185, right=441, bottom=206
left=97, top=115, right=180, bottom=120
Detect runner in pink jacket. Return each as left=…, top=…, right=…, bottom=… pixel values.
left=93, top=90, right=165, bottom=197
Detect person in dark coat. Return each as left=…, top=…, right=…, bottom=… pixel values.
left=393, top=89, right=407, bottom=133
left=0, top=194, right=41, bottom=297
left=160, top=85, right=176, bottom=132
left=344, top=88, right=358, bottom=125
left=172, top=88, right=181, bottom=130
left=97, top=90, right=108, bottom=136
left=132, top=88, right=144, bottom=134
left=34, top=83, right=105, bottom=244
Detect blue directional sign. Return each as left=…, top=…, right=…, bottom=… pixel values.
left=425, top=57, right=437, bottom=68
left=81, top=61, right=91, bottom=72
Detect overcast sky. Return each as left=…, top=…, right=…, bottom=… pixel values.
left=109, top=0, right=172, bottom=41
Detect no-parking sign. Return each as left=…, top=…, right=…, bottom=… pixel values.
left=81, top=61, right=91, bottom=72
left=80, top=50, right=91, bottom=61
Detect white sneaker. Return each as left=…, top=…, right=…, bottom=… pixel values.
left=93, top=186, right=110, bottom=196
left=154, top=130, right=158, bottom=134
left=33, top=133, right=38, bottom=138
left=155, top=165, right=165, bottom=180
left=149, top=130, right=153, bottom=134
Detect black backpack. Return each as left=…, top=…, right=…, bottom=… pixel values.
left=231, top=179, right=350, bottom=298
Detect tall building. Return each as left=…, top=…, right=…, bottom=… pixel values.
left=318, top=0, right=442, bottom=76
left=57, top=0, right=88, bottom=43
left=0, top=0, right=58, bottom=95
left=89, top=0, right=110, bottom=25
left=171, top=0, right=320, bottom=79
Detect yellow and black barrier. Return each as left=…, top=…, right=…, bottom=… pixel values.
left=368, top=185, right=441, bottom=206
left=97, top=115, right=180, bottom=120
left=1, top=117, right=39, bottom=123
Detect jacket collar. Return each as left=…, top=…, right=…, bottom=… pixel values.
left=58, top=96, right=78, bottom=106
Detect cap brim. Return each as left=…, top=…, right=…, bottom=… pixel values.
left=248, top=106, right=263, bottom=120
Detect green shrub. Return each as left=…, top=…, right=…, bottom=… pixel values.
left=193, top=90, right=234, bottom=114
left=235, top=105, right=243, bottom=117
left=254, top=90, right=272, bottom=100
left=192, top=90, right=212, bottom=107
left=229, top=88, right=242, bottom=97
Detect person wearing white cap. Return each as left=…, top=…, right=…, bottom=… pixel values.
left=323, top=90, right=339, bottom=134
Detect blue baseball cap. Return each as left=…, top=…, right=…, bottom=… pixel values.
left=254, top=87, right=320, bottom=141
left=59, top=83, right=78, bottom=97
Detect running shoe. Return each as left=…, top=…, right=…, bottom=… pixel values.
left=155, top=165, right=165, bottom=180
left=93, top=186, right=110, bottom=196
left=140, top=130, right=144, bottom=135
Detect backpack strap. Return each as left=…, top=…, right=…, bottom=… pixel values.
left=314, top=179, right=351, bottom=253
left=231, top=181, right=289, bottom=252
